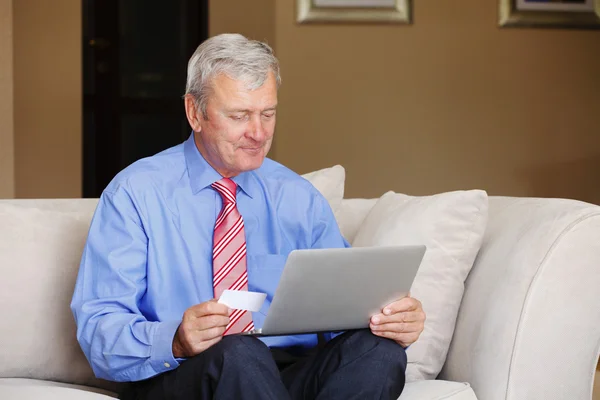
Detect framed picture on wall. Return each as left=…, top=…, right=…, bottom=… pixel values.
left=296, top=0, right=411, bottom=24
left=499, top=0, right=600, bottom=28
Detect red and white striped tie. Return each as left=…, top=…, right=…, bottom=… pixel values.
left=211, top=178, right=254, bottom=335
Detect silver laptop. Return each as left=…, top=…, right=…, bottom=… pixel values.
left=240, top=245, right=426, bottom=337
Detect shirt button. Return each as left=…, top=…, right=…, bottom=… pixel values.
left=164, top=362, right=170, bottom=368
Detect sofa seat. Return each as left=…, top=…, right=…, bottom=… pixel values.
left=0, top=379, right=118, bottom=399
left=0, top=377, right=476, bottom=399
left=400, top=380, right=477, bottom=399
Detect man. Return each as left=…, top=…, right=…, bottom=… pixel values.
left=71, top=33, right=425, bottom=400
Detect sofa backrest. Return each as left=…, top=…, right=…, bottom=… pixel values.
left=0, top=199, right=117, bottom=391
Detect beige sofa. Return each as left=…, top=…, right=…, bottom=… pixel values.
left=0, top=196, right=599, bottom=399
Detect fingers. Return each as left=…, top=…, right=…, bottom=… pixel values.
left=197, top=335, right=222, bottom=353
left=176, top=327, right=224, bottom=357
left=174, top=315, right=229, bottom=358
left=181, top=313, right=229, bottom=340
left=174, top=300, right=237, bottom=358
left=196, top=324, right=227, bottom=342
left=370, top=321, right=421, bottom=334
left=197, top=314, right=230, bottom=329
left=371, top=311, right=424, bottom=326
left=370, top=299, right=426, bottom=348
left=186, top=300, right=230, bottom=319
left=382, top=297, right=421, bottom=315
left=177, top=323, right=221, bottom=350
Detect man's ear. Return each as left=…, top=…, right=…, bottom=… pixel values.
left=184, top=95, right=203, bottom=132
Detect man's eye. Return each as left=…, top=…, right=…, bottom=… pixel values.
left=231, top=115, right=245, bottom=121
left=262, top=113, right=275, bottom=119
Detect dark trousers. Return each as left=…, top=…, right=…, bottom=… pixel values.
left=120, top=329, right=407, bottom=400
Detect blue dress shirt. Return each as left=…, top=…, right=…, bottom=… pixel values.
left=70, top=133, right=350, bottom=382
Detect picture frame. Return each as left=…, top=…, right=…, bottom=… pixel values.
left=499, top=0, right=600, bottom=29
left=296, top=0, right=411, bottom=24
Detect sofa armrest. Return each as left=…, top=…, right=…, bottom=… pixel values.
left=440, top=197, right=600, bottom=400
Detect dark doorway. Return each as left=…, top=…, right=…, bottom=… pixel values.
left=82, top=0, right=209, bottom=198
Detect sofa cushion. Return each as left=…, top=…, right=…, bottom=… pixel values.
left=0, top=203, right=116, bottom=391
left=335, top=198, right=378, bottom=243
left=399, top=380, right=478, bottom=399
left=301, top=165, right=345, bottom=215
left=0, top=378, right=478, bottom=400
left=0, top=378, right=117, bottom=399
left=352, top=190, right=488, bottom=381
left=0, top=198, right=99, bottom=214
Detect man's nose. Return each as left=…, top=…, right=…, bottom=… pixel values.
left=246, top=115, right=266, bottom=142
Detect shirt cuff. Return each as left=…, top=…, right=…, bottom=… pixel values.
left=150, top=320, right=181, bottom=373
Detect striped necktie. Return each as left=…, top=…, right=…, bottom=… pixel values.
left=211, top=178, right=254, bottom=335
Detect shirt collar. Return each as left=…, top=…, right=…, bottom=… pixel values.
left=183, top=132, right=259, bottom=199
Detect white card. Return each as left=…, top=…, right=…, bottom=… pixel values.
left=218, top=290, right=267, bottom=312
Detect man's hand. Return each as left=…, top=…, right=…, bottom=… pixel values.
left=369, top=295, right=425, bottom=348
left=172, top=300, right=230, bottom=358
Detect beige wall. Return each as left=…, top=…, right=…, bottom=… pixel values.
left=273, top=0, right=600, bottom=203
left=3, top=2, right=599, bottom=202
left=0, top=0, right=14, bottom=198
left=209, top=0, right=275, bottom=47
left=13, top=0, right=81, bottom=198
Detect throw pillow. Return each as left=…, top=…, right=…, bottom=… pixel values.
left=301, top=165, right=345, bottom=215
left=352, top=190, right=488, bottom=381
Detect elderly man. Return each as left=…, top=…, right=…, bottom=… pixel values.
left=71, top=33, right=425, bottom=400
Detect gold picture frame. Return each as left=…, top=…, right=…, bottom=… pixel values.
left=296, top=0, right=411, bottom=24
left=499, top=0, right=600, bottom=29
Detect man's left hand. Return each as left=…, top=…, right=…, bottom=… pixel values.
left=369, top=295, right=425, bottom=348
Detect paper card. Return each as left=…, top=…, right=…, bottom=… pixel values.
left=218, top=290, right=267, bottom=312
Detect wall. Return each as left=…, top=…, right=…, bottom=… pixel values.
left=209, top=0, right=277, bottom=157
left=13, top=0, right=82, bottom=198
left=209, top=0, right=275, bottom=46
left=273, top=0, right=600, bottom=202
left=4, top=1, right=599, bottom=201
left=0, top=0, right=14, bottom=198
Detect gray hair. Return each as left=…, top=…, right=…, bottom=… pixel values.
left=185, top=33, right=281, bottom=119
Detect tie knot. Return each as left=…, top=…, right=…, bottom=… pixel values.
left=212, top=178, right=237, bottom=204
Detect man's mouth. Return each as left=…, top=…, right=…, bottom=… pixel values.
left=240, top=146, right=263, bottom=154
left=240, top=143, right=264, bottom=150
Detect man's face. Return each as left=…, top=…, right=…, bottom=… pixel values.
left=187, top=72, right=278, bottom=177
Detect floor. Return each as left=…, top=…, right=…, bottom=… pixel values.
left=594, top=370, right=600, bottom=400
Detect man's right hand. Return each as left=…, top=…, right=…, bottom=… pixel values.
left=172, top=300, right=230, bottom=358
